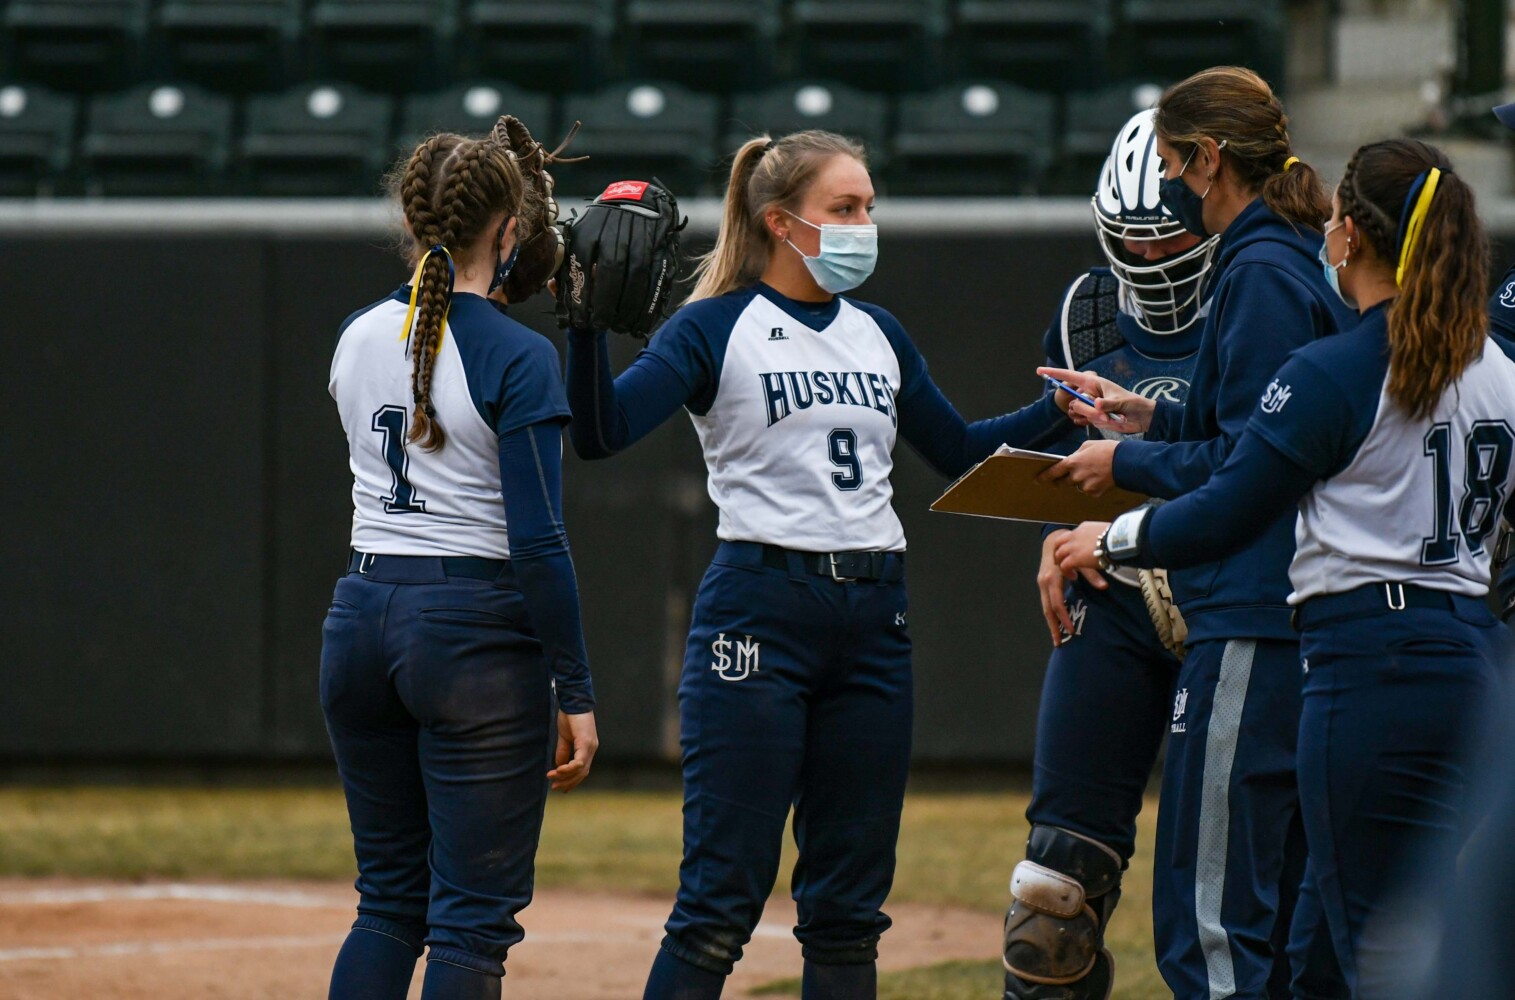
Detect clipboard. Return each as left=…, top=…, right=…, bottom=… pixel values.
left=930, top=446, right=1148, bottom=524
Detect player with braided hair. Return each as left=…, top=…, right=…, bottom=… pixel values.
left=1040, top=67, right=1355, bottom=999
left=1055, top=136, right=1515, bottom=999
left=322, top=128, right=598, bottom=1000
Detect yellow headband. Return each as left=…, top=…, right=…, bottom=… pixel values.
left=399, top=245, right=454, bottom=352
left=1395, top=167, right=1441, bottom=288
left=1283, top=156, right=1299, bottom=172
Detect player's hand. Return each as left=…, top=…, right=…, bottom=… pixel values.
left=1036, top=366, right=1154, bottom=433
left=1039, top=529, right=1106, bottom=647
left=1053, top=521, right=1111, bottom=579
left=548, top=709, right=599, bottom=793
left=1038, top=439, right=1120, bottom=496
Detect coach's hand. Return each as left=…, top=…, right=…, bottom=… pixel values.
left=1037, top=366, right=1153, bottom=433
left=1053, top=521, right=1110, bottom=578
left=1039, top=529, right=1107, bottom=647
left=548, top=709, right=599, bottom=793
left=1039, top=439, right=1119, bottom=496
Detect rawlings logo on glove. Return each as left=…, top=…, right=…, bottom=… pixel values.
left=555, top=178, right=686, bottom=338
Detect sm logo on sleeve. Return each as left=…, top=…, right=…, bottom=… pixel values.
left=1260, top=379, right=1293, bottom=414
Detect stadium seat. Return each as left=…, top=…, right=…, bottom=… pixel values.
left=307, top=0, right=456, bottom=94
left=725, top=81, right=889, bottom=166
left=239, top=83, right=394, bottom=197
left=398, top=82, right=553, bottom=150
left=1, top=0, right=149, bottom=92
left=558, top=82, right=718, bottom=198
left=789, top=0, right=949, bottom=93
left=79, top=83, right=233, bottom=195
left=0, top=83, right=77, bottom=196
left=889, top=81, right=1055, bottom=195
left=154, top=0, right=302, bottom=93
left=621, top=0, right=782, bottom=93
left=1052, top=83, right=1162, bottom=194
left=1119, top=0, right=1285, bottom=90
left=459, top=0, right=615, bottom=91
left=953, top=0, right=1114, bottom=93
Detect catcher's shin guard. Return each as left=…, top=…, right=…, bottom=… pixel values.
left=1002, top=826, right=1123, bottom=1000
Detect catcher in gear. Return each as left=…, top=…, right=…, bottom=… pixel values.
left=1003, top=109, right=1220, bottom=1000
left=555, top=178, right=685, bottom=338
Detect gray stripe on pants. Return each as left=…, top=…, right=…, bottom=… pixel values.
left=1196, top=639, right=1256, bottom=1000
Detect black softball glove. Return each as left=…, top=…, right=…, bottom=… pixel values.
left=556, top=179, right=685, bottom=338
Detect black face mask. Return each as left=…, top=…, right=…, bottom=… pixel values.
left=1158, top=140, right=1226, bottom=238
left=487, top=222, right=520, bottom=295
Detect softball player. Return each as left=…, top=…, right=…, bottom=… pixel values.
left=1055, top=137, right=1515, bottom=999
left=1002, top=109, right=1218, bottom=1000
left=322, top=131, right=598, bottom=1000
left=562, top=130, right=1075, bottom=1000
left=1040, top=67, right=1356, bottom=999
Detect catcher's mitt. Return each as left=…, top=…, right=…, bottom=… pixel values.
left=1138, top=568, right=1188, bottom=661
left=556, top=179, right=685, bottom=338
left=487, top=115, right=586, bottom=303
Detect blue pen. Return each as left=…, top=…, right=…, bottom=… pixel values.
left=1042, top=373, right=1127, bottom=423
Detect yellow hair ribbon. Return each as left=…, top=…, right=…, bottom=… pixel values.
left=1282, top=156, right=1299, bottom=172
left=1395, top=167, right=1441, bottom=288
left=398, top=245, right=454, bottom=352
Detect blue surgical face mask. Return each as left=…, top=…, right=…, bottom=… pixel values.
left=1158, top=140, right=1225, bottom=238
left=784, top=211, right=878, bottom=294
left=1318, top=221, right=1357, bottom=310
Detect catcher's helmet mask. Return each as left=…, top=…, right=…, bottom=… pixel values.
left=1092, top=109, right=1219, bottom=335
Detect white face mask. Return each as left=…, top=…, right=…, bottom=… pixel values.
left=783, top=211, right=878, bottom=294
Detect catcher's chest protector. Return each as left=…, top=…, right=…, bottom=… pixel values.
left=1060, top=270, right=1127, bottom=373
left=678, top=288, right=908, bottom=553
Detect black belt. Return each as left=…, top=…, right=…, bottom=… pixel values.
left=348, top=551, right=508, bottom=582
left=1292, top=581, right=1462, bottom=630
left=758, top=543, right=899, bottom=582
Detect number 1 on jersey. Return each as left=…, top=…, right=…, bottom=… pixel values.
left=372, top=405, right=427, bottom=514
left=829, top=428, right=862, bottom=491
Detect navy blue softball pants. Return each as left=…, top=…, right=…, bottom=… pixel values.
left=319, top=556, right=554, bottom=997
left=655, top=541, right=913, bottom=980
left=1295, top=592, right=1506, bottom=999
left=1153, top=636, right=1345, bottom=1000
left=1027, top=576, right=1179, bottom=863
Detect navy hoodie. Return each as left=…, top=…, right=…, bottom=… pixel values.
left=1110, top=198, right=1358, bottom=642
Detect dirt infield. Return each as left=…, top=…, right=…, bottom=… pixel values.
left=0, top=878, right=1000, bottom=999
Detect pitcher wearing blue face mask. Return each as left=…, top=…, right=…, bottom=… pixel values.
left=1037, top=67, right=1358, bottom=1000
left=781, top=210, right=878, bottom=293
left=560, top=128, right=1092, bottom=1000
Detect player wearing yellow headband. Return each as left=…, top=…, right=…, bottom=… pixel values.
left=1055, top=137, right=1515, bottom=998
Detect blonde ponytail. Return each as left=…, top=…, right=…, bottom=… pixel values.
left=687, top=129, right=869, bottom=303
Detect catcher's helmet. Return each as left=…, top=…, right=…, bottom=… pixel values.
left=1092, top=109, right=1218, bottom=334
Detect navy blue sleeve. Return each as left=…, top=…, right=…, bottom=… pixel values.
left=1112, top=263, right=1325, bottom=499
left=1498, top=544, right=1515, bottom=623
left=877, top=306, right=1070, bottom=479
left=498, top=420, right=594, bottom=713
left=1244, top=348, right=1378, bottom=479
left=1145, top=399, right=1183, bottom=441
left=1490, top=264, right=1515, bottom=342
left=565, top=328, right=692, bottom=458
left=897, top=378, right=1070, bottom=479
left=454, top=314, right=572, bottom=436
left=1135, top=431, right=1319, bottom=569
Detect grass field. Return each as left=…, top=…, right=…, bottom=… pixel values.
left=0, top=785, right=1166, bottom=998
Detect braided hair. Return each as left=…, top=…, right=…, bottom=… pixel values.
left=397, top=133, right=525, bottom=450
left=1336, top=138, right=1489, bottom=419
